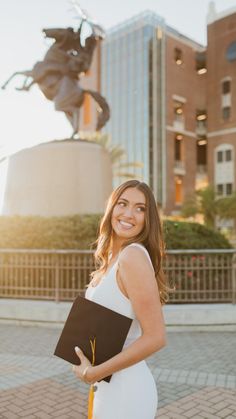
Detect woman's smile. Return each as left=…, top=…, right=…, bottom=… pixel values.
left=118, top=219, right=135, bottom=230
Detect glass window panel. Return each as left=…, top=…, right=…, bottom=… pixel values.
left=222, top=80, right=231, bottom=94
left=217, top=184, right=223, bottom=195
left=226, top=183, right=233, bottom=195
left=222, top=106, right=231, bottom=120
left=226, top=149, right=232, bottom=161
left=217, top=151, right=223, bottom=162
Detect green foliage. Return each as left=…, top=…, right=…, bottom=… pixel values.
left=80, top=132, right=143, bottom=179
left=163, top=220, right=231, bottom=249
left=182, top=186, right=236, bottom=229
left=0, top=214, right=101, bottom=250
left=0, top=216, right=231, bottom=250
left=181, top=195, right=199, bottom=218
left=217, top=192, right=236, bottom=218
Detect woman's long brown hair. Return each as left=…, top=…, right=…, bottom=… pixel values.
left=90, top=180, right=170, bottom=305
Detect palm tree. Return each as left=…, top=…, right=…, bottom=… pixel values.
left=217, top=192, right=236, bottom=218
left=181, top=186, right=236, bottom=229
left=80, top=131, right=143, bottom=180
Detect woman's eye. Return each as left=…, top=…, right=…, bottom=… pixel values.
left=118, top=202, right=125, bottom=207
left=137, top=206, right=145, bottom=212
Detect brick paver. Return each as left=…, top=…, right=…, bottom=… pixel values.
left=0, top=324, right=236, bottom=418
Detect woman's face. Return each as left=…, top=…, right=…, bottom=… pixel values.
left=111, top=187, right=146, bottom=242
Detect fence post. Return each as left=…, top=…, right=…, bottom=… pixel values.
left=55, top=253, right=60, bottom=303
left=232, top=252, right=236, bottom=305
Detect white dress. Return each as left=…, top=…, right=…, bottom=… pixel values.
left=85, top=243, right=158, bottom=419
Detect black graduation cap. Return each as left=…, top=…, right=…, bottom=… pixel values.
left=54, top=295, right=133, bottom=383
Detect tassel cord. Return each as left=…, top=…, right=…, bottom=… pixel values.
left=88, top=337, right=96, bottom=419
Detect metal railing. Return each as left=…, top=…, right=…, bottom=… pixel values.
left=0, top=249, right=235, bottom=304
left=165, top=250, right=236, bottom=304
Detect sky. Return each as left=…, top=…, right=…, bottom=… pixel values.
left=1, top=0, right=236, bottom=210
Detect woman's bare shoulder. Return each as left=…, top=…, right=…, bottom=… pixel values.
left=119, top=244, right=154, bottom=273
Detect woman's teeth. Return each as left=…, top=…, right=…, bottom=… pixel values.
left=119, top=220, right=133, bottom=229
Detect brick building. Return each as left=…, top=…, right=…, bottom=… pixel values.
left=164, top=29, right=207, bottom=214
left=81, top=5, right=236, bottom=220
left=207, top=4, right=236, bottom=230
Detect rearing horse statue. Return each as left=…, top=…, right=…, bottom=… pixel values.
left=1, top=21, right=110, bottom=136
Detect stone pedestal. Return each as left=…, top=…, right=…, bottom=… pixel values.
left=3, top=139, right=112, bottom=216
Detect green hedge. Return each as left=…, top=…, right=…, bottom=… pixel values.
left=163, top=220, right=231, bottom=249
left=0, top=215, right=231, bottom=250
left=0, top=215, right=101, bottom=250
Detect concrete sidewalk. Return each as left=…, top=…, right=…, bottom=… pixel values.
left=1, top=299, right=236, bottom=331
left=0, top=324, right=236, bottom=418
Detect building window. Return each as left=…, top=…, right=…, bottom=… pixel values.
left=175, top=176, right=183, bottom=204
left=174, top=48, right=183, bottom=65
left=175, top=134, right=183, bottom=161
left=226, top=149, right=232, bottom=161
left=217, top=184, right=223, bottom=195
left=217, top=148, right=233, bottom=162
left=222, top=80, right=231, bottom=94
left=197, top=138, right=207, bottom=165
left=217, top=150, right=223, bottom=162
left=226, top=41, right=236, bottom=62
left=196, top=51, right=207, bottom=74
left=226, top=183, right=233, bottom=195
left=215, top=145, right=234, bottom=198
left=222, top=107, right=231, bottom=120
left=217, top=183, right=233, bottom=196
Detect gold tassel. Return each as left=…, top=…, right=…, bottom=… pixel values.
left=88, top=337, right=96, bottom=419
left=88, top=386, right=94, bottom=419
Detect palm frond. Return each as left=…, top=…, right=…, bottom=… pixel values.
left=110, top=148, right=126, bottom=163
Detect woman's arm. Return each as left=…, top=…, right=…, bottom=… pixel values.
left=86, top=246, right=166, bottom=383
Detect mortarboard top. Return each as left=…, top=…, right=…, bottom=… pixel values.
left=54, top=295, right=133, bottom=382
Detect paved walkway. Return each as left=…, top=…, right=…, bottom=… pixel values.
left=0, top=324, right=236, bottom=418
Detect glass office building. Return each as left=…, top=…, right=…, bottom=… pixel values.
left=101, top=11, right=165, bottom=191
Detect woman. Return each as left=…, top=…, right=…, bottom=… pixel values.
left=73, top=180, right=169, bottom=418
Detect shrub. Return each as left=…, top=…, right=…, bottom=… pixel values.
left=0, top=214, right=101, bottom=249
left=163, top=220, right=232, bottom=249
left=0, top=216, right=231, bottom=250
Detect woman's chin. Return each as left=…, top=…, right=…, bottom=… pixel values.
left=114, top=228, right=136, bottom=239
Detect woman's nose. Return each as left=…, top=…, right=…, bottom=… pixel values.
left=123, top=206, right=134, bottom=217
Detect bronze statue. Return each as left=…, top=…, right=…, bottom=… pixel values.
left=2, top=15, right=110, bottom=137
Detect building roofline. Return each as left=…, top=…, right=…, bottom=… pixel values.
left=207, top=3, right=236, bottom=25
left=166, top=25, right=205, bottom=49
left=106, top=10, right=165, bottom=35
left=105, top=9, right=205, bottom=49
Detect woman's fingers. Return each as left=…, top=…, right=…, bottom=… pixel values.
left=74, top=346, right=83, bottom=359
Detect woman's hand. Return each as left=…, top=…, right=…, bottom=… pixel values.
left=72, top=346, right=94, bottom=384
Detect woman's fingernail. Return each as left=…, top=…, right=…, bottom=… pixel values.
left=75, top=346, right=80, bottom=351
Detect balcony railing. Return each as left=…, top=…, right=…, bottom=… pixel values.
left=0, top=249, right=235, bottom=304
left=173, top=119, right=185, bottom=132
left=174, top=160, right=186, bottom=175
left=196, top=121, right=207, bottom=136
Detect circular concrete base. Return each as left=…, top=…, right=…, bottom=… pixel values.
left=3, top=139, right=112, bottom=216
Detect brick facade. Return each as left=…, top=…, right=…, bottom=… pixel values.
left=207, top=12, right=236, bottom=191
left=164, top=34, right=206, bottom=214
